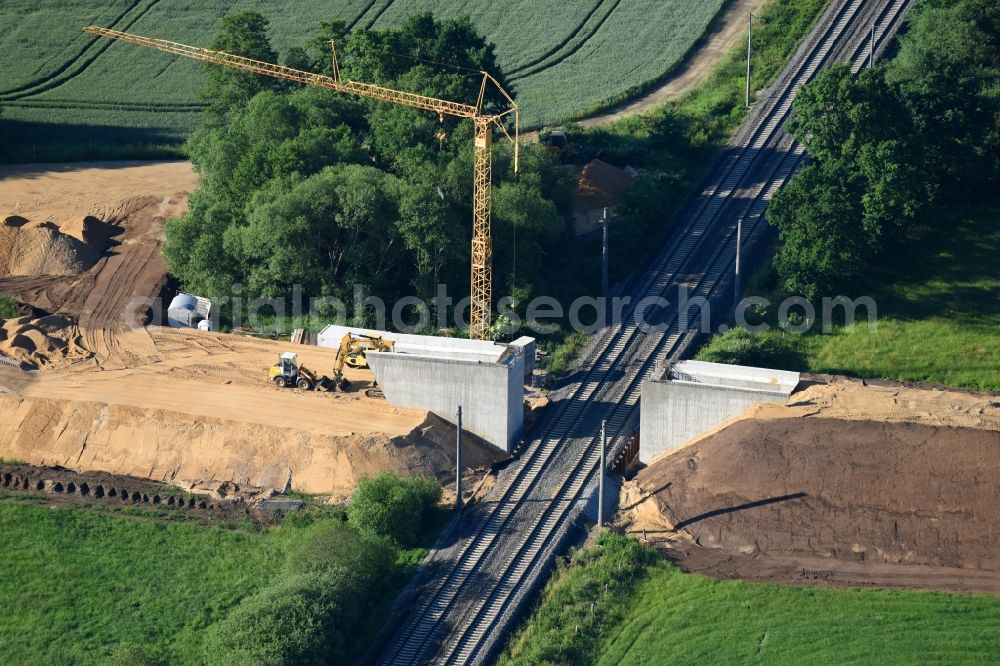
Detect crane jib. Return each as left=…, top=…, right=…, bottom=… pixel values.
left=82, top=24, right=518, bottom=340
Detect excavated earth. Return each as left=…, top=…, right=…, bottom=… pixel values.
left=0, top=331, right=508, bottom=499
left=620, top=378, right=1000, bottom=595
left=0, top=162, right=508, bottom=500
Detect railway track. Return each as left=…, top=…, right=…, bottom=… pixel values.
left=375, top=2, right=914, bottom=664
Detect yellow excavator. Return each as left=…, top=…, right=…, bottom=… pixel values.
left=329, top=332, right=394, bottom=393
left=268, top=333, right=394, bottom=395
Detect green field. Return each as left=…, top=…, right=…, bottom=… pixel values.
left=0, top=501, right=290, bottom=662
left=698, top=200, right=1000, bottom=391
left=0, top=0, right=725, bottom=155
left=503, top=534, right=1000, bottom=666
left=0, top=472, right=443, bottom=664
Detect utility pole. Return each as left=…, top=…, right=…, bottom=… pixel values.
left=734, top=217, right=743, bottom=306
left=455, top=406, right=463, bottom=510
left=597, top=419, right=607, bottom=531
left=869, top=23, right=876, bottom=68
left=746, top=12, right=753, bottom=108
left=601, top=207, right=610, bottom=325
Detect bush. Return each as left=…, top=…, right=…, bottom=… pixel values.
left=285, top=520, right=396, bottom=592
left=0, top=295, right=22, bottom=319
left=203, top=571, right=353, bottom=666
left=204, top=473, right=443, bottom=664
left=696, top=327, right=805, bottom=370
left=347, top=473, right=441, bottom=548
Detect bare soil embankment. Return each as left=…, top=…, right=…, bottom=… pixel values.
left=621, top=379, right=1000, bottom=594
left=0, top=162, right=509, bottom=499
left=0, top=328, right=507, bottom=498
left=0, top=396, right=499, bottom=500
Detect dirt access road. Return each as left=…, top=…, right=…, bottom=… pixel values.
left=579, top=0, right=769, bottom=127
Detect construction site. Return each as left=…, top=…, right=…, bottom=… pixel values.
left=0, top=161, right=519, bottom=500
left=1, top=0, right=998, bottom=664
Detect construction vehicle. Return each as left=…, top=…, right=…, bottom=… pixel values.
left=329, top=333, right=394, bottom=395
left=268, top=352, right=328, bottom=390
left=269, top=333, right=393, bottom=395
left=84, top=25, right=519, bottom=341
left=541, top=130, right=589, bottom=164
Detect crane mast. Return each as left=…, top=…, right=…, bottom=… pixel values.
left=83, top=25, right=519, bottom=340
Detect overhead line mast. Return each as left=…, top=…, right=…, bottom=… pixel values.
left=83, top=25, right=519, bottom=340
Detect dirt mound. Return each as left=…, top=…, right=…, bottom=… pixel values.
left=0, top=395, right=506, bottom=499
left=0, top=223, right=100, bottom=276
left=574, top=159, right=634, bottom=214
left=620, top=379, right=1000, bottom=593
left=753, top=375, right=999, bottom=430
left=0, top=314, right=88, bottom=368
left=59, top=214, right=116, bottom=247
left=634, top=417, right=1000, bottom=569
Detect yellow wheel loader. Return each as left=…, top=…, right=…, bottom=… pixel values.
left=268, top=352, right=325, bottom=390
left=268, top=334, right=394, bottom=394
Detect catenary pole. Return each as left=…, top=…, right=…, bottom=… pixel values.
left=869, top=23, right=876, bottom=68
left=456, top=406, right=463, bottom=510
left=746, top=13, right=753, bottom=108
left=735, top=217, right=742, bottom=305
left=602, top=207, right=610, bottom=324
left=598, top=419, right=607, bottom=531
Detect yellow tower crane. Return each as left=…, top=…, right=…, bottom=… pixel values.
left=83, top=25, right=519, bottom=340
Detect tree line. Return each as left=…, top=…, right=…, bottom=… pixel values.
left=769, top=0, right=1000, bottom=299
left=164, top=12, right=577, bottom=330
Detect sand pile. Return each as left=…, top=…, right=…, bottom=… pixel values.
left=0, top=216, right=103, bottom=276
left=59, top=214, right=116, bottom=247
left=574, top=159, right=634, bottom=214
left=0, top=314, right=88, bottom=367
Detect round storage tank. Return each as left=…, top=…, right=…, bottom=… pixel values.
left=167, top=293, right=197, bottom=312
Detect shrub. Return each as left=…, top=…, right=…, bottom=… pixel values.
left=0, top=295, right=22, bottom=319
left=696, top=327, right=805, bottom=370
left=203, top=571, right=354, bottom=666
left=347, top=472, right=441, bottom=548
left=285, top=520, right=397, bottom=592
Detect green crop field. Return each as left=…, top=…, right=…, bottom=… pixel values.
left=503, top=534, right=1000, bottom=666
left=0, top=0, right=725, bottom=156
left=0, top=500, right=291, bottom=663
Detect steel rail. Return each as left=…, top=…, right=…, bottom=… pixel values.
left=376, top=1, right=914, bottom=663
left=444, top=4, right=915, bottom=663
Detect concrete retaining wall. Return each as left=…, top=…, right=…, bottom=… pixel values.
left=367, top=351, right=524, bottom=452
left=639, top=361, right=799, bottom=463
left=508, top=336, right=536, bottom=378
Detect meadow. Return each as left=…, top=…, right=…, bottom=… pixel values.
left=0, top=0, right=726, bottom=157
left=502, top=534, right=1000, bottom=666
left=0, top=472, right=444, bottom=664
left=698, top=200, right=1000, bottom=392
left=0, top=500, right=291, bottom=663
